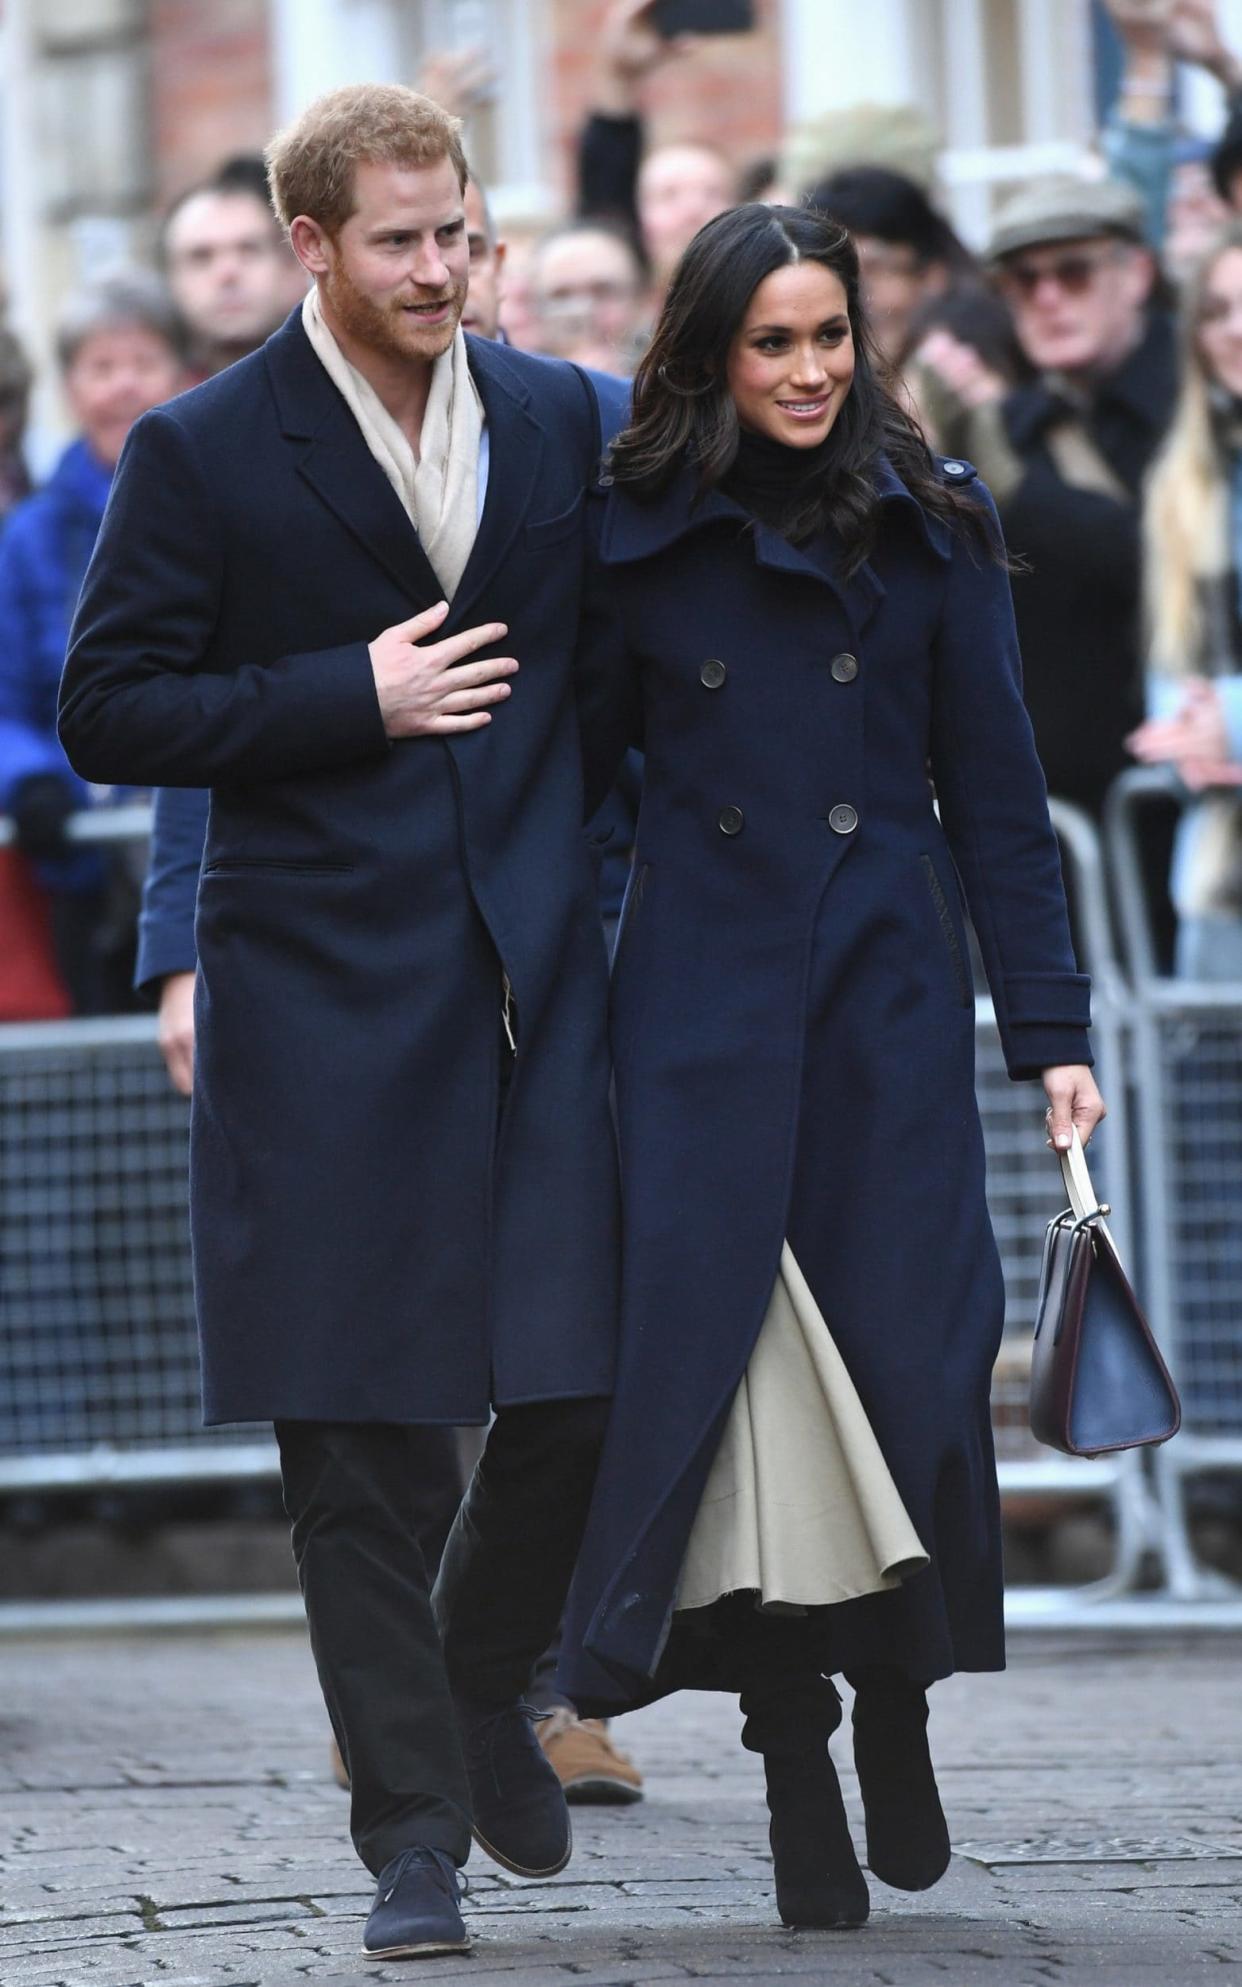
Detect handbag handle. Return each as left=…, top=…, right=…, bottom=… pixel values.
left=1058, top=1125, right=1097, bottom=1222
left=1058, top=1126, right=1118, bottom=1250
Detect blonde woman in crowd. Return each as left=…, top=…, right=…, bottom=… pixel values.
left=1131, top=221, right=1242, bottom=979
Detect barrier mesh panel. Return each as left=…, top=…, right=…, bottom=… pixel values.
left=0, top=1033, right=256, bottom=1456
left=1150, top=1006, right=1242, bottom=1435
left=0, top=1012, right=1081, bottom=1473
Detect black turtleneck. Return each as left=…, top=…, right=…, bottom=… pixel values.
left=719, top=426, right=834, bottom=542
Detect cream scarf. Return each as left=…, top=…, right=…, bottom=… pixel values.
left=301, top=284, right=483, bottom=598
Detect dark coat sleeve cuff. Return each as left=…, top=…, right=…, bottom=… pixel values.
left=997, top=971, right=1093, bottom=1080
left=1003, top=1023, right=1094, bottom=1083
left=133, top=918, right=197, bottom=995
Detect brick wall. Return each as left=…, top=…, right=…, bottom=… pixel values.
left=145, top=0, right=785, bottom=215
left=149, top=0, right=274, bottom=205
left=544, top=0, right=785, bottom=205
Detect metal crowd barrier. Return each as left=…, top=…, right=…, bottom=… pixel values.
left=0, top=804, right=278, bottom=1500
left=0, top=1012, right=276, bottom=1492
left=983, top=798, right=1158, bottom=1611
left=0, top=795, right=1229, bottom=1630
left=1105, top=769, right=1242, bottom=1602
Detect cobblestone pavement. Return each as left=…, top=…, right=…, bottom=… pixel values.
left=0, top=1628, right=1237, bottom=1987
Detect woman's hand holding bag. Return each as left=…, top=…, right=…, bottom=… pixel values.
left=1028, top=1098, right=1181, bottom=1458
left=1041, top=1062, right=1106, bottom=1153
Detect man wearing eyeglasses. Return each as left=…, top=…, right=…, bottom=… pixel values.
left=924, top=177, right=1175, bottom=822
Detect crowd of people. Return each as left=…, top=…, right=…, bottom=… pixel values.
left=2, top=0, right=1242, bottom=1018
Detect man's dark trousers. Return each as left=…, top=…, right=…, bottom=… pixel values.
left=276, top=1397, right=609, bottom=1874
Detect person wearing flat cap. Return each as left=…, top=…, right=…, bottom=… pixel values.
left=919, top=174, right=1177, bottom=823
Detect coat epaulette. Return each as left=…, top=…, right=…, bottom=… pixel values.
left=935, top=455, right=979, bottom=485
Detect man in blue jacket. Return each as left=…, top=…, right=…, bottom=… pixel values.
left=0, top=273, right=185, bottom=1010
left=60, top=85, right=625, bottom=1961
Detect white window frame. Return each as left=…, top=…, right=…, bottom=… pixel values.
left=780, top=0, right=1100, bottom=251
left=269, top=0, right=550, bottom=217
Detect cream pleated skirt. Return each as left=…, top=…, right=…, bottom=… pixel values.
left=676, top=1242, right=929, bottom=1616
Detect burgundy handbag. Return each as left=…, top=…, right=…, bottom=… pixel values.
left=1029, top=1130, right=1180, bottom=1458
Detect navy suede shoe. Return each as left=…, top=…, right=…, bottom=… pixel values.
left=456, top=1697, right=572, bottom=1878
left=362, top=1846, right=470, bottom=1960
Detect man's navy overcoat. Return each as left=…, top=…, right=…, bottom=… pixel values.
left=562, top=458, right=1093, bottom=1703
left=58, top=314, right=624, bottom=1426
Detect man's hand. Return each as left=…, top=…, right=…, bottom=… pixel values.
left=1127, top=679, right=1242, bottom=789
left=1104, top=0, right=1174, bottom=58
left=1171, top=0, right=1242, bottom=91
left=594, top=0, right=698, bottom=116
left=1043, top=1066, right=1107, bottom=1151
left=913, top=329, right=1008, bottom=411
left=416, top=44, right=497, bottom=119
left=369, top=600, right=518, bottom=738
left=158, top=970, right=196, bottom=1097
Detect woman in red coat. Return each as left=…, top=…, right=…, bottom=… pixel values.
left=565, top=205, right=1105, bottom=1932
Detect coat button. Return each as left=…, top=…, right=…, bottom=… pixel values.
left=718, top=805, right=744, bottom=836
left=828, top=803, right=858, bottom=835
left=700, top=658, right=727, bottom=689
left=830, top=651, right=858, bottom=683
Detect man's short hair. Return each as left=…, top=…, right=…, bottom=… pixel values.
left=213, top=154, right=274, bottom=208
left=55, top=270, right=187, bottom=373
left=265, top=84, right=469, bottom=237
left=532, top=218, right=646, bottom=290
left=159, top=159, right=278, bottom=265
left=805, top=165, right=965, bottom=269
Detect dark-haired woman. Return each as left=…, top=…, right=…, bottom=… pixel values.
left=563, top=204, right=1105, bottom=1932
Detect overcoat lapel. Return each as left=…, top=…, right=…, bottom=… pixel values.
left=752, top=523, right=886, bottom=641
left=264, top=316, right=545, bottom=623
left=264, top=311, right=443, bottom=609
left=601, top=464, right=888, bottom=638
left=447, top=336, right=544, bottom=631
left=600, top=452, right=954, bottom=643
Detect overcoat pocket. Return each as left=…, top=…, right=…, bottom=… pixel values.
left=919, top=854, right=973, bottom=1007
left=202, top=857, right=356, bottom=877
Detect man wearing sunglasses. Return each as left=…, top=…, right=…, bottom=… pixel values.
left=920, top=177, right=1174, bottom=822
left=976, top=177, right=1176, bottom=822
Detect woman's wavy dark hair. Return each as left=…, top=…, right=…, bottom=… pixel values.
left=608, top=202, right=991, bottom=570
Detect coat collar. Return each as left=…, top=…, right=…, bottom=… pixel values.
left=599, top=451, right=951, bottom=564
left=597, top=450, right=950, bottom=634
left=262, top=309, right=542, bottom=621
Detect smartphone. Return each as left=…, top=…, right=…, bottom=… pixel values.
left=654, top=0, right=756, bottom=36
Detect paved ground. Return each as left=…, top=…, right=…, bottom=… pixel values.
left=0, top=1628, right=1238, bottom=1987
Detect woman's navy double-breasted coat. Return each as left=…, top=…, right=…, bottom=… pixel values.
left=562, top=455, right=1092, bottom=1705
left=57, top=317, right=626, bottom=1427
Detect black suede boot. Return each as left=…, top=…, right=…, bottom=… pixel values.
left=847, top=1667, right=951, bottom=1891
left=740, top=1676, right=870, bottom=1930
